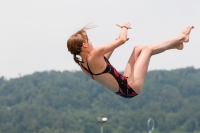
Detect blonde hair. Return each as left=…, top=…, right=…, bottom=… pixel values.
left=67, top=24, right=96, bottom=65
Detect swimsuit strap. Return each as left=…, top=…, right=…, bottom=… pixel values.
left=80, top=64, right=94, bottom=79
left=80, top=55, right=109, bottom=79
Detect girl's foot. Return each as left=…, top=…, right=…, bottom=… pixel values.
left=181, top=25, right=194, bottom=42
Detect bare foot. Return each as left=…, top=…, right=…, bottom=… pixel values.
left=181, top=25, right=194, bottom=42
left=172, top=43, right=184, bottom=50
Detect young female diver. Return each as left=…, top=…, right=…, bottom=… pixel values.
left=67, top=22, right=194, bottom=98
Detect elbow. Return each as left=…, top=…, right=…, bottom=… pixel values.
left=119, top=38, right=126, bottom=44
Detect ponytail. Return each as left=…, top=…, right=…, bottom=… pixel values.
left=73, top=54, right=83, bottom=65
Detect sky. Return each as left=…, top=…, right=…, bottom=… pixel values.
left=0, top=0, right=200, bottom=79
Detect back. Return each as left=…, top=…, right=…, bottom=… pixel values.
left=80, top=53, right=120, bottom=92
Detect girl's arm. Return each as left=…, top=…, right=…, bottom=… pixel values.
left=94, top=22, right=131, bottom=57
left=104, top=37, right=130, bottom=59
left=104, top=50, right=114, bottom=59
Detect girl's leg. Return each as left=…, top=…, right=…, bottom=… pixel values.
left=124, top=25, right=194, bottom=94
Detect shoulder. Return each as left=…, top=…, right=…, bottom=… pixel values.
left=88, top=47, right=103, bottom=59
left=86, top=50, right=105, bottom=66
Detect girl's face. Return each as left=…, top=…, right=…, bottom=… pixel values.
left=82, top=39, right=93, bottom=52
left=88, top=39, right=93, bottom=48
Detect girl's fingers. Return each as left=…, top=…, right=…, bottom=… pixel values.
left=116, top=24, right=122, bottom=27
left=116, top=22, right=131, bottom=29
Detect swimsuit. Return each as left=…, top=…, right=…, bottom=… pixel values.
left=80, top=56, right=138, bottom=98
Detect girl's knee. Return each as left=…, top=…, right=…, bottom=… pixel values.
left=143, top=45, right=151, bottom=50
left=133, top=45, right=152, bottom=56
left=134, top=45, right=144, bottom=51
left=134, top=45, right=152, bottom=52
left=133, top=45, right=144, bottom=54
left=141, top=45, right=152, bottom=54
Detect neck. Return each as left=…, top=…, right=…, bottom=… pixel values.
left=80, top=51, right=90, bottom=63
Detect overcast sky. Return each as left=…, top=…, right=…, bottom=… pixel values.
left=0, top=0, right=200, bottom=78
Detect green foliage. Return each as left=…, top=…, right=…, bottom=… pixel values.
left=0, top=67, right=200, bottom=133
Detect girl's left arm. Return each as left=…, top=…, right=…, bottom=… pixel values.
left=104, top=50, right=114, bottom=59
left=104, top=37, right=129, bottom=59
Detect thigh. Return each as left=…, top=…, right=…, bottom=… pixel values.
left=123, top=45, right=144, bottom=77
left=127, top=46, right=152, bottom=93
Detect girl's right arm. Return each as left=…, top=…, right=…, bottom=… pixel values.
left=93, top=22, right=131, bottom=57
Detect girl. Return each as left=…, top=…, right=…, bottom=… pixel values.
left=67, top=22, right=194, bottom=98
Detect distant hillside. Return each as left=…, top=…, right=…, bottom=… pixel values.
left=0, top=67, right=200, bottom=133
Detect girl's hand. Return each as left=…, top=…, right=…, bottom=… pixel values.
left=116, top=22, right=131, bottom=29
left=116, top=38, right=130, bottom=41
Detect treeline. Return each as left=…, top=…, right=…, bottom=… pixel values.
left=0, top=67, right=200, bottom=133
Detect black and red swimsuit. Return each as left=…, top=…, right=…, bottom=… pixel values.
left=80, top=56, right=138, bottom=98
